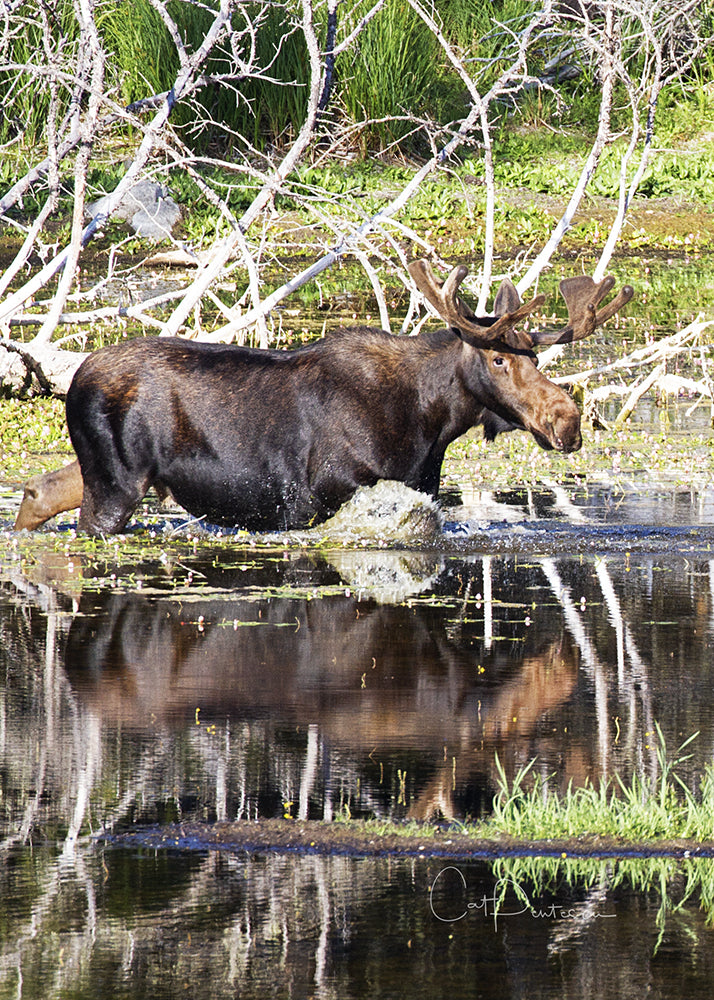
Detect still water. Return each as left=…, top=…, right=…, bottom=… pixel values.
left=3, top=475, right=714, bottom=998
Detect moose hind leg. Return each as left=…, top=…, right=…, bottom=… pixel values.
left=14, top=459, right=84, bottom=531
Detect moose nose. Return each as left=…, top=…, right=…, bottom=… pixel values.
left=550, top=412, right=582, bottom=452
left=556, top=426, right=582, bottom=453
left=544, top=402, right=582, bottom=453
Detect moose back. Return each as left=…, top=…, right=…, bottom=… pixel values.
left=16, top=260, right=632, bottom=534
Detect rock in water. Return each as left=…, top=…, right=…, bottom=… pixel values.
left=318, top=480, right=443, bottom=546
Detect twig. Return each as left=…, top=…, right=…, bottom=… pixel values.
left=552, top=318, right=714, bottom=386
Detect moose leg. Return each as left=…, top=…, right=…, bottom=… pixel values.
left=77, top=470, right=150, bottom=535
left=14, top=459, right=84, bottom=530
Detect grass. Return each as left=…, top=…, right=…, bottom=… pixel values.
left=333, top=728, right=714, bottom=936
left=339, top=0, right=448, bottom=153
left=484, top=725, right=714, bottom=843
left=315, top=725, right=714, bottom=851
left=490, top=853, right=714, bottom=945
left=0, top=396, right=70, bottom=482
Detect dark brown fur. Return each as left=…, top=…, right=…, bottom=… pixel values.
left=55, top=325, right=583, bottom=535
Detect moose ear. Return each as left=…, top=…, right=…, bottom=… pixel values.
left=493, top=277, right=521, bottom=317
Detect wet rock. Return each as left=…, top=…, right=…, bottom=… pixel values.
left=86, top=180, right=181, bottom=241
left=317, top=480, right=443, bottom=547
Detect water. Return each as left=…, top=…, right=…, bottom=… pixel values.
left=4, top=470, right=714, bottom=998
left=3, top=847, right=713, bottom=999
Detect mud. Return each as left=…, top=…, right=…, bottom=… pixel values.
left=98, top=819, right=714, bottom=861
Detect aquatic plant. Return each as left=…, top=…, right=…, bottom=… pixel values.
left=491, top=852, right=714, bottom=948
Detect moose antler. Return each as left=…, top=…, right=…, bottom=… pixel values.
left=531, top=274, right=635, bottom=345
left=408, top=259, right=544, bottom=342
left=409, top=259, right=634, bottom=347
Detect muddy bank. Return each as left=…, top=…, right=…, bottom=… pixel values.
left=98, top=818, right=714, bottom=860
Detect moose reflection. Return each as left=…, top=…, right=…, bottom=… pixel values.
left=6, top=543, right=712, bottom=836
left=62, top=553, right=584, bottom=822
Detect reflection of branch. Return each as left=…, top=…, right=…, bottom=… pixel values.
left=548, top=882, right=611, bottom=955
left=594, top=557, right=655, bottom=740
left=298, top=724, right=320, bottom=821
left=544, top=554, right=657, bottom=783
left=540, top=558, right=610, bottom=774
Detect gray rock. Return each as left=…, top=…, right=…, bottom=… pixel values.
left=86, top=179, right=181, bottom=241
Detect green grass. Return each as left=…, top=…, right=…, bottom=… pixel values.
left=491, top=853, right=714, bottom=945
left=325, top=726, right=714, bottom=849
left=2, top=0, right=714, bottom=265
left=7, top=0, right=713, bottom=159
left=339, top=0, right=447, bottom=153
left=484, top=725, right=713, bottom=843
left=0, top=396, right=70, bottom=482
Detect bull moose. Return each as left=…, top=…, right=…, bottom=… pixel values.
left=14, top=259, right=632, bottom=535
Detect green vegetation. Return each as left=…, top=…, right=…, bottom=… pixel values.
left=324, top=726, right=714, bottom=849
left=0, top=396, right=70, bottom=482
left=486, top=726, right=712, bottom=843
left=0, top=0, right=503, bottom=153
left=491, top=853, right=714, bottom=945
left=2, top=0, right=712, bottom=158
left=2, top=0, right=714, bottom=267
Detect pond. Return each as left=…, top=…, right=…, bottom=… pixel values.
left=2, top=246, right=714, bottom=997
left=3, top=460, right=714, bottom=998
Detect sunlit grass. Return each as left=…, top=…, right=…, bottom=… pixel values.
left=327, top=725, right=714, bottom=848
left=483, top=725, right=714, bottom=843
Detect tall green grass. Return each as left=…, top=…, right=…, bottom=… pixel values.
left=0, top=1, right=80, bottom=144
left=100, top=0, right=311, bottom=152
left=486, top=725, right=714, bottom=843
left=0, top=0, right=565, bottom=155
left=338, top=0, right=445, bottom=153
left=1, top=0, right=713, bottom=158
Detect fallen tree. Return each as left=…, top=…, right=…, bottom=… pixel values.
left=0, top=0, right=710, bottom=398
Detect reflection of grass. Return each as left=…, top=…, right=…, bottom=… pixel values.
left=492, top=853, right=714, bottom=947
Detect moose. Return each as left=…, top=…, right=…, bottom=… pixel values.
left=14, top=259, right=632, bottom=535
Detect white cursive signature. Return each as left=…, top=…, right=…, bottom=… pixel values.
left=429, top=866, right=616, bottom=930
